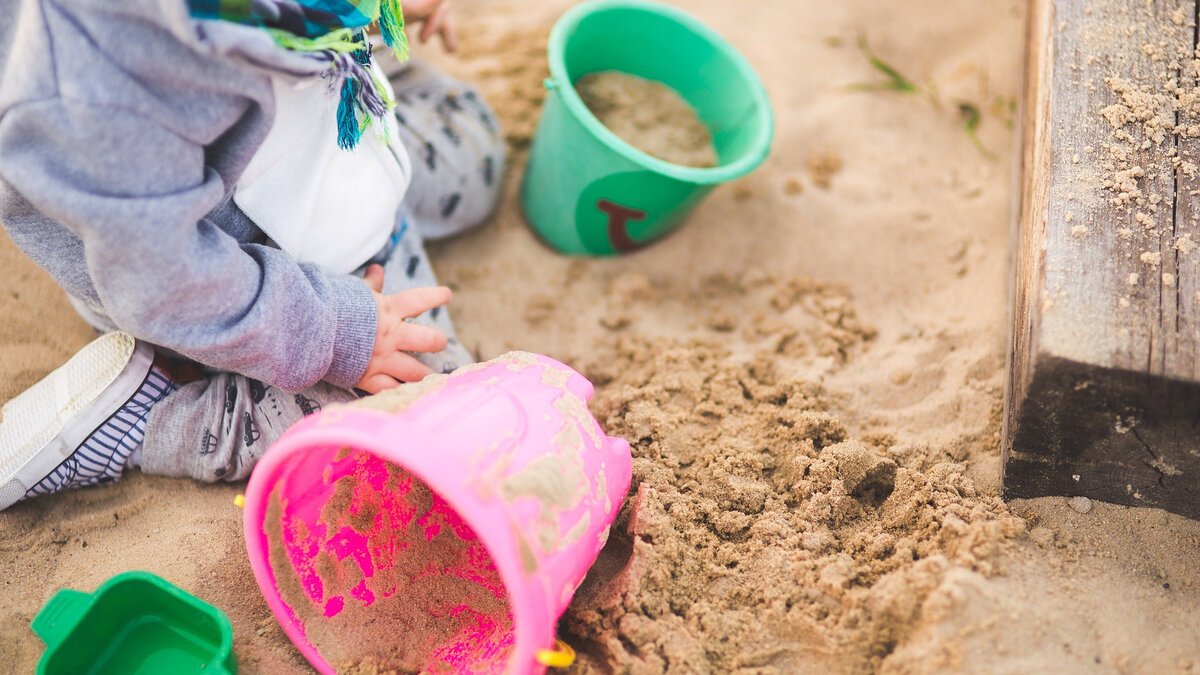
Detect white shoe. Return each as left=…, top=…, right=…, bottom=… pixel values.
left=0, top=332, right=167, bottom=510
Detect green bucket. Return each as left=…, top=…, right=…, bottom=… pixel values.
left=520, top=0, right=775, bottom=256
left=31, top=571, right=238, bottom=675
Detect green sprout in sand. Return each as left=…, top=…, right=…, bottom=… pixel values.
left=957, top=102, right=995, bottom=160
left=844, top=34, right=997, bottom=160
left=846, top=34, right=922, bottom=94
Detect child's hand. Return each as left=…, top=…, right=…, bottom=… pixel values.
left=356, top=264, right=452, bottom=393
left=402, top=0, right=458, bottom=52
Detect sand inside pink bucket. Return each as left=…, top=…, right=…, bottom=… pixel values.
left=265, top=448, right=514, bottom=674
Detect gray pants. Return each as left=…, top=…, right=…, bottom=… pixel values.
left=140, top=61, right=504, bottom=482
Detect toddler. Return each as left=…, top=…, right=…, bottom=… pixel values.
left=0, top=0, right=505, bottom=509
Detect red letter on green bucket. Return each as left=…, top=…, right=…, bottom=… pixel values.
left=596, top=199, right=647, bottom=253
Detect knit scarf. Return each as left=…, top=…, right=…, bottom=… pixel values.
left=188, top=0, right=409, bottom=149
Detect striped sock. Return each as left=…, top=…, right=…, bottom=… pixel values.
left=24, top=365, right=176, bottom=498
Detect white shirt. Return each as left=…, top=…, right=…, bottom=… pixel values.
left=234, top=69, right=411, bottom=275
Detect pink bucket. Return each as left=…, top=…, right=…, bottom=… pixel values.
left=241, top=353, right=632, bottom=674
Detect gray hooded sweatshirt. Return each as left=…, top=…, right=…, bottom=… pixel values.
left=0, top=0, right=379, bottom=390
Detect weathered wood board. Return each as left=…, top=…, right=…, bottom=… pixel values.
left=1005, top=0, right=1200, bottom=517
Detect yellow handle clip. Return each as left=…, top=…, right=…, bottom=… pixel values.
left=535, top=639, right=576, bottom=668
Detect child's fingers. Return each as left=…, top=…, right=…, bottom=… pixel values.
left=417, top=10, right=435, bottom=43
left=358, top=372, right=402, bottom=394
left=376, top=350, right=436, bottom=383
left=396, top=322, right=449, bottom=354
left=386, top=286, right=453, bottom=318
left=439, top=12, right=458, bottom=52
left=419, top=3, right=448, bottom=44
left=363, top=264, right=385, bottom=293
left=400, top=0, right=444, bottom=21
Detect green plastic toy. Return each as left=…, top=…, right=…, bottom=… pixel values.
left=521, top=0, right=775, bottom=255
left=31, top=571, right=238, bottom=675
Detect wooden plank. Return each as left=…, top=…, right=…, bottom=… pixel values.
left=1004, top=0, right=1200, bottom=517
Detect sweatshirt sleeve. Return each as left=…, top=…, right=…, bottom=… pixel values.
left=0, top=97, right=376, bottom=390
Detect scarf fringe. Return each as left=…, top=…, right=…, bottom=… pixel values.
left=264, top=27, right=361, bottom=53
left=227, top=1, right=411, bottom=151
left=329, top=39, right=394, bottom=150
left=378, top=0, right=410, bottom=62
left=336, top=80, right=362, bottom=150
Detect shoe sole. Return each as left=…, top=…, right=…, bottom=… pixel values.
left=0, top=332, right=152, bottom=510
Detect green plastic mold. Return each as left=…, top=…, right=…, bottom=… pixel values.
left=31, top=571, right=238, bottom=675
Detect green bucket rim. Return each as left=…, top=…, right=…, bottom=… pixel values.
left=33, top=570, right=237, bottom=675
left=547, top=0, right=775, bottom=185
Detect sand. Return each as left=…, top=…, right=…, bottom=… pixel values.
left=3, top=0, right=1200, bottom=673
left=575, top=71, right=717, bottom=168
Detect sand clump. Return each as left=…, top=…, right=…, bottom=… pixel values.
left=575, top=71, right=718, bottom=168
left=807, top=152, right=844, bottom=190
left=563, top=341, right=1027, bottom=672
left=587, top=269, right=878, bottom=368
left=1067, top=3, right=1200, bottom=263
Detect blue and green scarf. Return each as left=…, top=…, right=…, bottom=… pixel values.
left=188, top=0, right=410, bottom=150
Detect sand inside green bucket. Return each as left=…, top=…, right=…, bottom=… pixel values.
left=575, top=71, right=718, bottom=168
